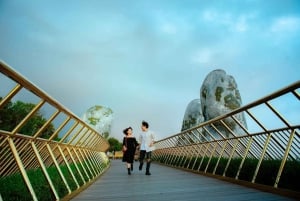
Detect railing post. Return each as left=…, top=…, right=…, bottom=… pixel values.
left=251, top=133, right=272, bottom=183
left=274, top=129, right=296, bottom=188
left=0, top=62, right=110, bottom=200
left=213, top=140, right=227, bottom=175
left=0, top=84, right=22, bottom=109
left=8, top=138, right=38, bottom=201
left=72, top=147, right=91, bottom=181
left=31, top=141, right=60, bottom=200
left=57, top=145, right=80, bottom=189
left=11, top=100, right=45, bottom=135
left=223, top=139, right=239, bottom=177
left=235, top=137, right=253, bottom=179
left=46, top=144, right=72, bottom=194
left=79, top=149, right=97, bottom=177
left=66, top=147, right=86, bottom=184
left=205, top=142, right=218, bottom=173
left=198, top=143, right=210, bottom=171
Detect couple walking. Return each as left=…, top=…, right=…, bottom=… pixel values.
left=122, top=121, right=155, bottom=175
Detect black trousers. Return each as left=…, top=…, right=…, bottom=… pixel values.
left=139, top=150, right=152, bottom=161
left=139, top=150, right=152, bottom=173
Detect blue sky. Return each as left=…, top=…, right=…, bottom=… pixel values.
left=0, top=0, right=299, bottom=140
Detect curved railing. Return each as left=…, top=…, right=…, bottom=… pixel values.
left=153, top=81, right=300, bottom=194
left=0, top=61, right=110, bottom=201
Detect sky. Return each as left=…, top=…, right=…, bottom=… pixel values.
left=0, top=0, right=299, bottom=141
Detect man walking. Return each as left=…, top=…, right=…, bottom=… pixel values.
left=139, top=121, right=155, bottom=175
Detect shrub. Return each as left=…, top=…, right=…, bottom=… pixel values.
left=215, top=157, right=228, bottom=175
left=280, top=160, right=300, bottom=191
left=0, top=162, right=108, bottom=201
left=225, top=158, right=241, bottom=178
left=238, top=158, right=258, bottom=181
left=154, top=155, right=300, bottom=192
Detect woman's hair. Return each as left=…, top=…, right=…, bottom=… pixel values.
left=123, top=127, right=132, bottom=135
left=142, top=121, right=149, bottom=128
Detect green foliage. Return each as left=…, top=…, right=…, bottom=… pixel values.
left=192, top=157, right=202, bottom=170
left=215, top=87, right=224, bottom=102
left=94, top=105, right=103, bottom=110
left=108, top=137, right=122, bottom=152
left=279, top=160, right=300, bottom=191
left=238, top=158, right=258, bottom=181
left=235, top=90, right=241, bottom=100
left=206, top=157, right=218, bottom=173
left=225, top=158, right=241, bottom=178
left=215, top=157, right=228, bottom=174
left=103, top=109, right=113, bottom=116
left=154, top=155, right=300, bottom=192
left=0, top=170, right=30, bottom=201
left=46, top=166, right=69, bottom=197
left=227, top=81, right=235, bottom=91
left=256, top=159, right=281, bottom=186
left=182, top=115, right=198, bottom=131
left=0, top=98, right=55, bottom=138
left=102, top=131, right=110, bottom=139
left=199, top=157, right=209, bottom=171
left=27, top=168, right=55, bottom=200
left=224, top=94, right=240, bottom=110
left=0, top=162, right=108, bottom=201
left=88, top=117, right=100, bottom=126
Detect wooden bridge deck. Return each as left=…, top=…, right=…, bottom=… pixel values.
left=71, top=160, right=295, bottom=201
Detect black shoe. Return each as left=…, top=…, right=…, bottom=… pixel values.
left=146, top=162, right=151, bottom=175
left=127, top=168, right=131, bottom=175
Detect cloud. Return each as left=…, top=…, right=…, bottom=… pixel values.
left=190, top=48, right=214, bottom=65
left=160, top=22, right=178, bottom=35
left=235, top=16, right=249, bottom=32
left=270, top=16, right=300, bottom=33
left=201, top=9, right=257, bottom=33
left=1, top=0, right=300, bottom=141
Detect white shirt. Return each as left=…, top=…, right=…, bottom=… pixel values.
left=139, top=130, right=155, bottom=152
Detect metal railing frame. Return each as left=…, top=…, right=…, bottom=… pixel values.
left=0, top=61, right=110, bottom=201
left=153, top=80, right=300, bottom=190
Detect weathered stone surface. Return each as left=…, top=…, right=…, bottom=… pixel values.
left=82, top=105, right=113, bottom=137
left=181, top=99, right=204, bottom=131
left=200, top=70, right=240, bottom=118
left=200, top=69, right=247, bottom=137
left=181, top=69, right=247, bottom=138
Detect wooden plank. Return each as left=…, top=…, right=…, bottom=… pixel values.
left=71, top=160, right=296, bottom=201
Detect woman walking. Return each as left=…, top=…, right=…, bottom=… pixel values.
left=122, top=127, right=139, bottom=175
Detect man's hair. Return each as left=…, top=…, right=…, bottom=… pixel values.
left=142, top=121, right=149, bottom=128
left=123, top=127, right=132, bottom=135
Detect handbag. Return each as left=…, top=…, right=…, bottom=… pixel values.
left=122, top=137, right=127, bottom=153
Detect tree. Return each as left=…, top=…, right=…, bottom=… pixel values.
left=107, top=137, right=122, bottom=152
left=0, top=98, right=55, bottom=139
left=102, top=131, right=110, bottom=139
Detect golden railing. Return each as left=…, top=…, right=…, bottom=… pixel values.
left=153, top=81, right=300, bottom=195
left=0, top=61, right=110, bottom=201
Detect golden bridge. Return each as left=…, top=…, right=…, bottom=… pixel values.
left=0, top=61, right=299, bottom=201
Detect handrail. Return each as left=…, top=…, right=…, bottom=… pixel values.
left=156, top=80, right=300, bottom=142
left=0, top=61, right=110, bottom=201
left=153, top=80, right=300, bottom=193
